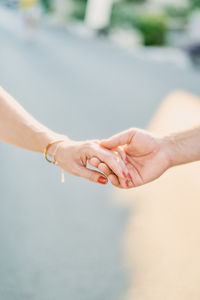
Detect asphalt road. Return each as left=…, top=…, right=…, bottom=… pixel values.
left=0, top=10, right=200, bottom=300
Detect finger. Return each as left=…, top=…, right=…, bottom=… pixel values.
left=87, top=144, right=128, bottom=180
left=114, top=152, right=133, bottom=188
left=127, top=163, right=143, bottom=187
left=126, top=162, right=141, bottom=188
left=108, top=174, right=120, bottom=187
left=89, top=156, right=127, bottom=188
left=118, top=151, right=134, bottom=187
left=101, top=129, right=135, bottom=149
left=118, top=146, right=128, bottom=164
left=98, top=161, right=128, bottom=188
left=96, top=149, right=127, bottom=180
left=89, top=157, right=101, bottom=168
left=89, top=158, right=113, bottom=177
left=89, top=158, right=121, bottom=186
left=79, top=167, right=108, bottom=185
left=98, top=162, right=112, bottom=177
left=119, top=177, right=129, bottom=189
left=118, top=147, right=132, bottom=184
left=88, top=156, right=128, bottom=188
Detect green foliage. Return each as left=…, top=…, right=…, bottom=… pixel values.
left=125, top=0, right=146, bottom=3
left=135, top=14, right=167, bottom=45
left=164, top=5, right=190, bottom=19
left=70, top=0, right=87, bottom=21
left=189, top=0, right=200, bottom=9
left=40, top=0, right=52, bottom=12
left=111, top=3, right=167, bottom=45
left=111, top=2, right=137, bottom=27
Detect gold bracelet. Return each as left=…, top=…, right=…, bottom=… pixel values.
left=52, top=141, right=65, bottom=183
left=43, top=139, right=65, bottom=164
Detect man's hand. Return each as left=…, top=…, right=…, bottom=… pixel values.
left=89, top=128, right=171, bottom=188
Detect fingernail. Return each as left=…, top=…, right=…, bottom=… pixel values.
left=122, top=171, right=127, bottom=178
left=127, top=173, right=131, bottom=180
left=125, top=180, right=129, bottom=187
left=125, top=157, right=129, bottom=163
left=98, top=176, right=107, bottom=184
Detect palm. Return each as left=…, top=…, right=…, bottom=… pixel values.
left=124, top=131, right=169, bottom=187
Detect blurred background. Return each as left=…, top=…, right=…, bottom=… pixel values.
left=0, top=0, right=200, bottom=299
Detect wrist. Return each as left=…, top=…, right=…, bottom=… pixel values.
left=154, top=135, right=177, bottom=170
left=162, top=128, right=200, bottom=168
left=46, top=136, right=71, bottom=159
left=160, top=136, right=176, bottom=168
left=161, top=135, right=185, bottom=168
left=38, top=130, right=69, bottom=155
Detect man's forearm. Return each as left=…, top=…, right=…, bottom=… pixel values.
left=164, top=127, right=200, bottom=168
left=0, top=87, right=62, bottom=153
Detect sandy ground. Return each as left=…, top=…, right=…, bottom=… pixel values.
left=119, top=91, right=200, bottom=300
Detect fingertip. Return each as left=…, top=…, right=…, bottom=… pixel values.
left=100, top=140, right=109, bottom=147
left=97, top=176, right=108, bottom=185
left=108, top=174, right=120, bottom=187
left=89, top=157, right=101, bottom=168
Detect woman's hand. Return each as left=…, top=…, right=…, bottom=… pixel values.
left=89, top=128, right=171, bottom=188
left=49, top=138, right=132, bottom=187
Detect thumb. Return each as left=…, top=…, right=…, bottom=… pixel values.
left=101, top=129, right=135, bottom=149
left=79, top=167, right=108, bottom=185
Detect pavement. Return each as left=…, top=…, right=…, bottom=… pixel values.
left=124, top=92, right=200, bottom=300
left=0, top=6, right=200, bottom=300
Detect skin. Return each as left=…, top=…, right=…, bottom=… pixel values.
left=2, top=86, right=199, bottom=189
left=89, top=127, right=200, bottom=188
left=0, top=86, right=131, bottom=186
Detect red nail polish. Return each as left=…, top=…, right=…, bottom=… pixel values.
left=125, top=180, right=129, bottom=187
left=127, top=173, right=131, bottom=180
left=125, top=157, right=129, bottom=163
left=98, top=176, right=107, bottom=184
left=122, top=171, right=127, bottom=178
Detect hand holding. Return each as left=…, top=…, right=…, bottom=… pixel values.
left=49, top=138, right=130, bottom=186
left=90, top=129, right=171, bottom=188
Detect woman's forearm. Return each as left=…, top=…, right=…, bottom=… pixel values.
left=0, top=87, right=129, bottom=186
left=164, top=127, right=200, bottom=167
left=0, top=87, right=63, bottom=153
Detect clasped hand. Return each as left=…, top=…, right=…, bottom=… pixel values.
left=53, top=128, right=171, bottom=189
